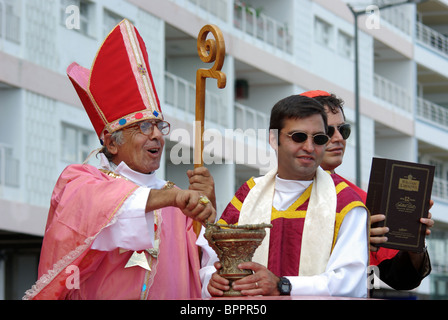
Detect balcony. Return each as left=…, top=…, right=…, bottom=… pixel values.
left=381, top=6, right=412, bottom=36
left=428, top=230, right=448, bottom=275
left=0, top=143, right=19, bottom=188
left=416, top=22, right=448, bottom=58
left=187, top=0, right=228, bottom=22
left=373, top=74, right=412, bottom=114
left=416, top=97, right=448, bottom=130
left=164, top=72, right=228, bottom=127
left=234, top=102, right=269, bottom=133
left=233, top=1, right=292, bottom=54
left=432, top=177, right=448, bottom=201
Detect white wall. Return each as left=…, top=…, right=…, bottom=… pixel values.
left=375, top=59, right=414, bottom=91
left=376, top=136, right=416, bottom=162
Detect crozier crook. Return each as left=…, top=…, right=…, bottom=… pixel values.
left=194, top=25, right=227, bottom=168
left=193, top=25, right=226, bottom=237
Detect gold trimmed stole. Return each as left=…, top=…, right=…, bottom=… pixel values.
left=238, top=166, right=336, bottom=276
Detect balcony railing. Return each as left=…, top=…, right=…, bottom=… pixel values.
left=234, top=102, right=269, bottom=132
left=373, top=74, right=412, bottom=113
left=164, top=72, right=228, bottom=127
left=0, top=143, right=19, bottom=188
left=416, top=21, right=448, bottom=57
left=433, top=177, right=448, bottom=202
left=381, top=6, right=411, bottom=36
left=187, top=0, right=228, bottom=22
left=416, top=97, right=448, bottom=129
left=428, top=230, right=448, bottom=274
left=233, top=1, right=292, bottom=54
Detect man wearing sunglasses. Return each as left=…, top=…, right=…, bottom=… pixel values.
left=199, top=94, right=368, bottom=298
left=305, top=90, right=432, bottom=295
left=25, top=20, right=215, bottom=300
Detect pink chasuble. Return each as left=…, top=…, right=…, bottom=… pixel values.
left=24, top=164, right=201, bottom=300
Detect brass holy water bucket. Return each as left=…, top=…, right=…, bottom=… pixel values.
left=204, top=223, right=272, bottom=297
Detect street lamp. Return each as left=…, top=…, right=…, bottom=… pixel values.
left=346, top=0, right=428, bottom=187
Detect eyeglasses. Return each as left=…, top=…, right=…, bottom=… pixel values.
left=283, top=131, right=329, bottom=145
left=327, top=124, right=351, bottom=140
left=125, top=120, right=171, bottom=136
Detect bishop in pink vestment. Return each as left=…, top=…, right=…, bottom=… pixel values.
left=24, top=19, right=213, bottom=300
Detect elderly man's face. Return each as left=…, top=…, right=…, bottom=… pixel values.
left=110, top=122, right=165, bottom=173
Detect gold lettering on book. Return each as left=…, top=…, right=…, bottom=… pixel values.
left=395, top=196, right=417, bottom=213
left=398, top=174, right=419, bottom=192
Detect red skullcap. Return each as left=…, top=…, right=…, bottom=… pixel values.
left=300, top=90, right=331, bottom=98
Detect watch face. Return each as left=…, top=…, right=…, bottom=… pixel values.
left=279, top=278, right=291, bottom=294
left=281, top=283, right=290, bottom=292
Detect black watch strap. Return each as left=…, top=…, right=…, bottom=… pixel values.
left=277, top=277, right=292, bottom=295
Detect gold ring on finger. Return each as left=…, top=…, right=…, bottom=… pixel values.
left=199, top=195, right=210, bottom=205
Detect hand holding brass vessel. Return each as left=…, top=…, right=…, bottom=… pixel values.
left=204, top=223, right=272, bottom=296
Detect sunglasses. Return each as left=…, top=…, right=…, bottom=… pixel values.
left=283, top=131, right=330, bottom=145
left=327, top=124, right=351, bottom=140
left=125, top=120, right=171, bottom=136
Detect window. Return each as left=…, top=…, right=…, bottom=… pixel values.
left=314, top=17, right=333, bottom=47
left=0, top=143, right=19, bottom=187
left=61, top=123, right=94, bottom=164
left=103, top=9, right=125, bottom=38
left=338, top=30, right=354, bottom=59
left=0, top=0, right=21, bottom=43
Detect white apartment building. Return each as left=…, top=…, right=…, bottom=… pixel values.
left=0, top=0, right=447, bottom=299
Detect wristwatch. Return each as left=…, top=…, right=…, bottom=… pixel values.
left=277, top=277, right=292, bottom=295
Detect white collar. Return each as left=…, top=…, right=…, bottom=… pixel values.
left=98, top=153, right=165, bottom=189
left=274, top=175, right=313, bottom=193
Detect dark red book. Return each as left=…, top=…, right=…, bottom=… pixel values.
left=366, top=157, right=434, bottom=252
